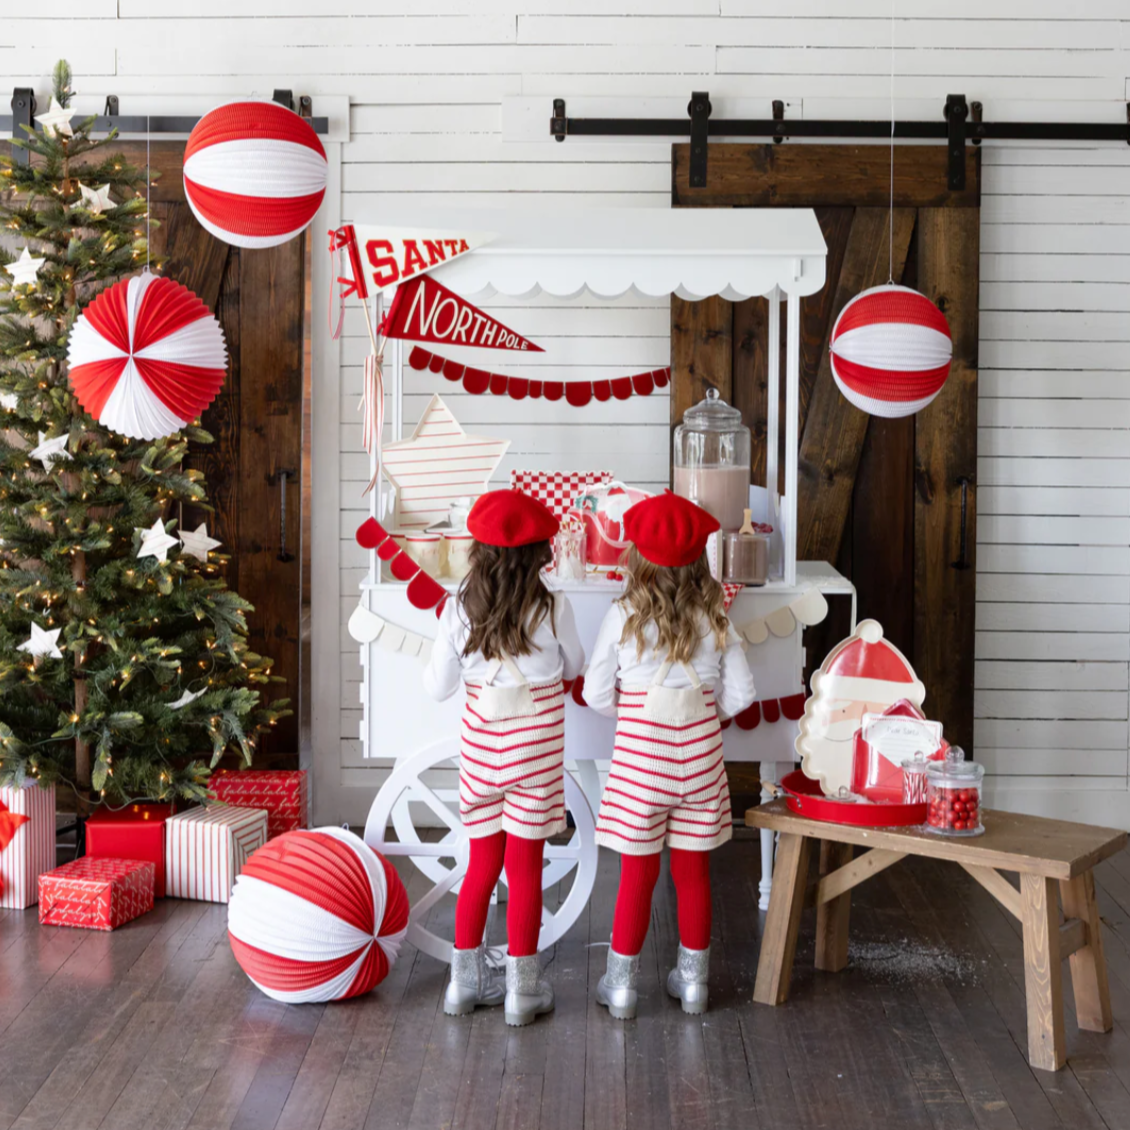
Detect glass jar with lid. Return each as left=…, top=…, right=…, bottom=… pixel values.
left=925, top=747, right=984, bottom=836
left=673, top=387, right=751, bottom=531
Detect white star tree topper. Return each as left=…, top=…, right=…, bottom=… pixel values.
left=136, top=518, right=179, bottom=563
left=4, top=247, right=46, bottom=289
left=178, top=522, right=221, bottom=562
left=29, top=431, right=71, bottom=470
left=79, top=182, right=115, bottom=215
left=37, top=96, right=74, bottom=139
left=18, top=622, right=63, bottom=660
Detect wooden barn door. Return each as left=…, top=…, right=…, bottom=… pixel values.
left=672, top=144, right=980, bottom=753
left=117, top=141, right=308, bottom=765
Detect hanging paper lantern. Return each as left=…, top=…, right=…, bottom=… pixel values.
left=227, top=827, right=409, bottom=1004
left=183, top=101, right=328, bottom=249
left=67, top=273, right=227, bottom=440
left=829, top=284, right=952, bottom=418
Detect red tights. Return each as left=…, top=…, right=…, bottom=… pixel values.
left=610, top=849, right=712, bottom=956
left=454, top=831, right=544, bottom=957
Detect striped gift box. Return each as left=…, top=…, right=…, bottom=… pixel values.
left=0, top=782, right=56, bottom=909
left=165, top=803, right=267, bottom=903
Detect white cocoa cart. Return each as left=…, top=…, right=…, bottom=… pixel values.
left=354, top=206, right=854, bottom=961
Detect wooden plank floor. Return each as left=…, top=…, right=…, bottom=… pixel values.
left=4, top=834, right=1130, bottom=1130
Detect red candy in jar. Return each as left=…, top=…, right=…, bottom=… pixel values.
left=924, top=747, right=984, bottom=837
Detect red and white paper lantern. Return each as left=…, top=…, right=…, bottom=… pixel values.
left=184, top=101, right=328, bottom=249
left=227, top=827, right=409, bottom=1003
left=67, top=273, right=227, bottom=440
left=829, top=284, right=952, bottom=418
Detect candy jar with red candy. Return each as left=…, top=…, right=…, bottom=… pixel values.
left=924, top=747, right=984, bottom=837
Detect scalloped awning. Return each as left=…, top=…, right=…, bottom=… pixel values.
left=351, top=205, right=828, bottom=301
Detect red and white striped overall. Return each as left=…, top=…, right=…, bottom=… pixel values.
left=458, top=656, right=567, bottom=841
left=595, top=659, right=732, bottom=856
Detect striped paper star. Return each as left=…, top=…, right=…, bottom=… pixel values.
left=37, top=96, right=74, bottom=139
left=79, top=182, right=114, bottom=215
left=381, top=394, right=509, bottom=531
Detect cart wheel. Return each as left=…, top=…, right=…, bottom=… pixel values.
left=363, top=739, right=598, bottom=963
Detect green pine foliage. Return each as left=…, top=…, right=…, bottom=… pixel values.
left=0, top=62, right=289, bottom=807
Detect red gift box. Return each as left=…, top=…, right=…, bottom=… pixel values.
left=38, top=857, right=155, bottom=931
left=85, top=803, right=174, bottom=897
left=210, top=770, right=307, bottom=840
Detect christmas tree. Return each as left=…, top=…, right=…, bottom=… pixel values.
left=0, top=61, right=288, bottom=810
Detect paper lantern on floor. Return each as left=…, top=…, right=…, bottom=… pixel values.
left=829, top=284, right=952, bottom=418
left=227, top=827, right=409, bottom=1003
left=183, top=101, right=328, bottom=248
left=67, top=272, right=227, bottom=440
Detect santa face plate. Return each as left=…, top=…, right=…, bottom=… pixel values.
left=795, top=619, right=926, bottom=796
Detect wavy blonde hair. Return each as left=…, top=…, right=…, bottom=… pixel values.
left=618, top=545, right=729, bottom=664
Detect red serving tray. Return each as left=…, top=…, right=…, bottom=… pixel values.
left=780, top=769, right=927, bottom=828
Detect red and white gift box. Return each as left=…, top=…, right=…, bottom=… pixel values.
left=38, top=857, right=155, bottom=931
left=165, top=804, right=268, bottom=903
left=0, top=782, right=56, bottom=909
left=209, top=770, right=308, bottom=840
left=510, top=470, right=613, bottom=522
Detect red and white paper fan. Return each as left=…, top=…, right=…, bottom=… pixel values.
left=829, top=284, right=952, bottom=418
left=184, top=101, right=328, bottom=249
left=67, top=273, right=227, bottom=440
left=227, top=827, right=409, bottom=1004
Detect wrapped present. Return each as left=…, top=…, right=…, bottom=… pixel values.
left=209, top=770, right=308, bottom=840
left=165, top=804, right=267, bottom=903
left=510, top=469, right=613, bottom=522
left=85, top=803, right=174, bottom=896
left=0, top=782, right=56, bottom=909
left=850, top=699, right=947, bottom=802
left=38, top=857, right=155, bottom=931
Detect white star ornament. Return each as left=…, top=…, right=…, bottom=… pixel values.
left=37, top=97, right=74, bottom=139
left=29, top=431, right=71, bottom=470
left=136, top=518, right=179, bottom=563
left=18, top=622, right=63, bottom=660
left=4, top=248, right=46, bottom=289
left=178, top=522, right=221, bottom=562
left=169, top=688, right=205, bottom=710
left=79, top=182, right=114, bottom=215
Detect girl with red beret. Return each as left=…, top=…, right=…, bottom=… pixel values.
left=424, top=489, right=584, bottom=1026
left=583, top=491, right=755, bottom=1019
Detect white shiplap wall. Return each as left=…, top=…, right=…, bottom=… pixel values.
left=4, top=3, right=1130, bottom=826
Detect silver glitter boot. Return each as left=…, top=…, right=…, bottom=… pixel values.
left=443, top=945, right=504, bottom=1017
left=666, top=944, right=709, bottom=1015
left=596, top=947, right=639, bottom=1021
left=504, top=954, right=555, bottom=1027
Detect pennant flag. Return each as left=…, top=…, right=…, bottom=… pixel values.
left=383, top=273, right=543, bottom=353
left=350, top=224, right=496, bottom=296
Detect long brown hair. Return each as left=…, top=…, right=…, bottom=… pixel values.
left=619, top=545, right=729, bottom=664
left=459, top=539, right=556, bottom=661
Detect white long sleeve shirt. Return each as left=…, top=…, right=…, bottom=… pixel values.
left=423, top=592, right=585, bottom=702
left=582, top=601, right=756, bottom=721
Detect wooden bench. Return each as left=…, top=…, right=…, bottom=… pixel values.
left=746, top=801, right=1127, bottom=1071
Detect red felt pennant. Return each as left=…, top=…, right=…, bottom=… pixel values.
left=383, top=273, right=544, bottom=352
left=376, top=538, right=400, bottom=561
left=463, top=368, right=489, bottom=395
left=528, top=381, right=543, bottom=398
left=571, top=674, right=586, bottom=707
left=654, top=367, right=671, bottom=388
left=442, top=358, right=464, bottom=382
left=389, top=551, right=420, bottom=582
left=428, top=352, right=445, bottom=374
left=355, top=517, right=388, bottom=550
left=611, top=376, right=633, bottom=400
left=407, top=570, right=446, bottom=610
left=780, top=693, right=807, bottom=721
left=592, top=380, right=612, bottom=402
left=543, top=382, right=564, bottom=401
left=565, top=382, right=592, bottom=408
left=489, top=373, right=508, bottom=396
left=408, top=346, right=431, bottom=371
left=508, top=377, right=528, bottom=400
left=735, top=702, right=761, bottom=731
left=632, top=372, right=655, bottom=396
left=762, top=699, right=781, bottom=724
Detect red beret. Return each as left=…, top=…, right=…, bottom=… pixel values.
left=623, top=490, right=720, bottom=568
left=467, top=490, right=559, bottom=548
